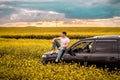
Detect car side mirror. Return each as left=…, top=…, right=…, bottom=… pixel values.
left=67, top=48, right=71, bottom=53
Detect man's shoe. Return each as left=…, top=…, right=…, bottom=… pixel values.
left=55, top=58, right=59, bottom=63
left=50, top=50, right=56, bottom=55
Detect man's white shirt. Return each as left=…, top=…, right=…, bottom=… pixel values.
left=59, top=37, right=70, bottom=47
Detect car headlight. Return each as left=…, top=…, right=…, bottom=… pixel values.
left=42, top=55, right=47, bottom=58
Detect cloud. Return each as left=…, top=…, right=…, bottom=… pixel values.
left=109, top=0, right=120, bottom=4
left=0, top=0, right=56, bottom=2
left=9, top=8, right=65, bottom=21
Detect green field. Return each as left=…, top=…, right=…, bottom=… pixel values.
left=0, top=27, right=120, bottom=80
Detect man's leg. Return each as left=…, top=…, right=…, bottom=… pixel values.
left=55, top=48, right=66, bottom=62
left=51, top=40, right=60, bottom=52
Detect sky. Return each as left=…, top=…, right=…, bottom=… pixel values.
left=0, top=0, right=120, bottom=23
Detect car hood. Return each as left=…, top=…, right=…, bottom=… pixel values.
left=43, top=52, right=58, bottom=58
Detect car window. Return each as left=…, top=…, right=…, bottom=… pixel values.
left=71, top=41, right=94, bottom=53
left=95, top=40, right=118, bottom=53
left=118, top=40, right=120, bottom=53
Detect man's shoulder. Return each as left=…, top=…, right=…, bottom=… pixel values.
left=66, top=37, right=70, bottom=41
left=60, top=37, right=70, bottom=40
left=66, top=37, right=70, bottom=39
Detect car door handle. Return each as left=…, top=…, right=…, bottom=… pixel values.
left=84, top=56, right=88, bottom=59
left=72, top=54, right=76, bottom=56
left=110, top=57, right=116, bottom=61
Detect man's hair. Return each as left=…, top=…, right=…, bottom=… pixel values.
left=62, top=32, right=67, bottom=35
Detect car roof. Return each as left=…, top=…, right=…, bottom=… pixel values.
left=70, top=35, right=120, bottom=49
left=82, top=35, right=120, bottom=41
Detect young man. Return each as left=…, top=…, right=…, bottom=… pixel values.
left=51, top=32, right=70, bottom=62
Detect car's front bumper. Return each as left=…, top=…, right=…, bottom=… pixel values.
left=41, top=53, right=57, bottom=63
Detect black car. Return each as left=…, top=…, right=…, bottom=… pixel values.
left=41, top=35, right=120, bottom=65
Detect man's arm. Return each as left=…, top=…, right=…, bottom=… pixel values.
left=52, top=37, right=61, bottom=43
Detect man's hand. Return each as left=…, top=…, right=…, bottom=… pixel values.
left=52, top=38, right=55, bottom=43
left=58, top=47, right=61, bottom=50
left=60, top=42, right=70, bottom=49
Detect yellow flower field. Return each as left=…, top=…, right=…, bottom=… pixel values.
left=0, top=27, right=120, bottom=80
left=0, top=27, right=120, bottom=39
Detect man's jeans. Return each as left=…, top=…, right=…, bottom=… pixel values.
left=52, top=40, right=66, bottom=59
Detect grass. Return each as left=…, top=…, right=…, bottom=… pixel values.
left=0, top=27, right=120, bottom=80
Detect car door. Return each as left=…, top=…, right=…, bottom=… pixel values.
left=69, top=40, right=95, bottom=62
left=90, top=39, right=119, bottom=64
left=62, top=53, right=75, bottom=62
left=118, top=40, right=120, bottom=65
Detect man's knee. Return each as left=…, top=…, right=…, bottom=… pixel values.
left=52, top=40, right=57, bottom=44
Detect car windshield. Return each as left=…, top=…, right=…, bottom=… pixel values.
left=71, top=41, right=94, bottom=53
